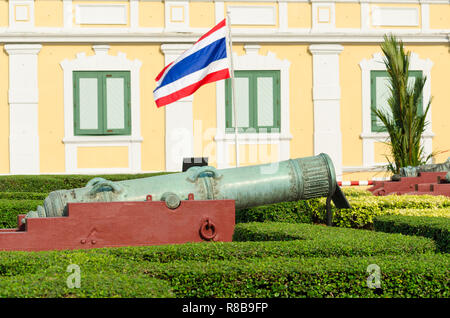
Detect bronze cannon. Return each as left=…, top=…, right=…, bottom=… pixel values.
left=26, top=153, right=350, bottom=225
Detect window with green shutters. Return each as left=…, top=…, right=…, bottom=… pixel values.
left=370, top=70, right=423, bottom=132
left=225, top=70, right=280, bottom=133
left=73, top=71, right=131, bottom=136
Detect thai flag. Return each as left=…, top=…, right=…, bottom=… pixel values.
left=153, top=19, right=231, bottom=107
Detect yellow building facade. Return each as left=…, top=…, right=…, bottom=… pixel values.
left=0, top=0, right=449, bottom=181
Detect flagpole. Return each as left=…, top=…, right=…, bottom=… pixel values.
left=225, top=11, right=239, bottom=168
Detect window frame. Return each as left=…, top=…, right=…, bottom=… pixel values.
left=370, top=70, right=423, bottom=133
left=73, top=71, right=131, bottom=136
left=225, top=70, right=280, bottom=133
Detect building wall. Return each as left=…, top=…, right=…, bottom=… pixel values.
left=405, top=44, right=450, bottom=165
left=0, top=0, right=448, bottom=179
left=0, top=0, right=8, bottom=27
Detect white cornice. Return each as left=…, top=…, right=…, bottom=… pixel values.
left=0, top=29, right=448, bottom=43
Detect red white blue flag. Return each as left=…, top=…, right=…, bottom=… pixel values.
left=153, top=19, right=231, bottom=107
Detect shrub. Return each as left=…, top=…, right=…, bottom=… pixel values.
left=236, top=200, right=317, bottom=224
left=144, top=253, right=449, bottom=298
left=0, top=192, right=48, bottom=200
left=374, top=35, right=432, bottom=174
left=103, top=222, right=436, bottom=263
left=374, top=215, right=450, bottom=253
left=0, top=273, right=173, bottom=298
left=0, top=173, right=170, bottom=193
left=385, top=208, right=450, bottom=218
left=237, top=192, right=450, bottom=229
left=307, top=194, right=450, bottom=229
left=0, top=222, right=445, bottom=298
left=0, top=199, right=42, bottom=228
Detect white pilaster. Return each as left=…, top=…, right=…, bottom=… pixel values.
left=5, top=44, right=42, bottom=174
left=421, top=3, right=430, bottom=32
left=215, top=1, right=225, bottom=24
left=63, top=0, right=73, bottom=28
left=309, top=44, right=344, bottom=180
left=161, top=44, right=194, bottom=172
left=130, top=0, right=139, bottom=29
left=279, top=1, right=288, bottom=32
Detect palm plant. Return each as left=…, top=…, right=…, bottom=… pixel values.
left=373, top=35, right=432, bottom=174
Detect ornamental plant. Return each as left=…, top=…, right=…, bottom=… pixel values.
left=374, top=35, right=433, bottom=174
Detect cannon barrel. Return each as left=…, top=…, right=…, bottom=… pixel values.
left=26, top=153, right=340, bottom=219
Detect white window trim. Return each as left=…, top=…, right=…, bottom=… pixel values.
left=359, top=51, right=434, bottom=168
left=215, top=44, right=292, bottom=168
left=60, top=45, right=143, bottom=174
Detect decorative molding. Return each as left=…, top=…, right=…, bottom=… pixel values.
left=165, top=1, right=189, bottom=31
left=359, top=52, right=434, bottom=168
left=215, top=44, right=292, bottom=168
left=371, top=6, right=420, bottom=27
left=9, top=0, right=34, bottom=29
left=312, top=2, right=335, bottom=31
left=227, top=5, right=277, bottom=25
left=60, top=45, right=143, bottom=174
left=4, top=44, right=42, bottom=174
left=0, top=28, right=448, bottom=43
left=75, top=3, right=128, bottom=25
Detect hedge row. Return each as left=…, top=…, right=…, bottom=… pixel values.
left=0, top=199, right=42, bottom=228
left=0, top=249, right=173, bottom=298
left=0, top=192, right=48, bottom=200
left=374, top=215, right=450, bottom=253
left=101, top=222, right=436, bottom=263
left=237, top=191, right=450, bottom=228
left=0, top=273, right=173, bottom=298
left=144, top=253, right=450, bottom=297
left=0, top=173, right=170, bottom=193
left=0, top=221, right=445, bottom=298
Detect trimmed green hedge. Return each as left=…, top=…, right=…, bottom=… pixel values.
left=0, top=173, right=170, bottom=193
left=0, top=249, right=173, bottom=298
left=104, top=222, right=436, bottom=263
left=237, top=191, right=450, bottom=228
left=0, top=199, right=42, bottom=228
left=0, top=221, right=446, bottom=298
left=0, top=192, right=48, bottom=200
left=236, top=200, right=316, bottom=224
left=144, top=253, right=450, bottom=297
left=374, top=215, right=450, bottom=253
left=0, top=273, right=173, bottom=298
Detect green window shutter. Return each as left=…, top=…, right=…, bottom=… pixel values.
left=73, top=71, right=103, bottom=136
left=225, top=70, right=280, bottom=133
left=103, top=71, right=131, bottom=135
left=370, top=70, right=423, bottom=133
left=73, top=71, right=131, bottom=136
